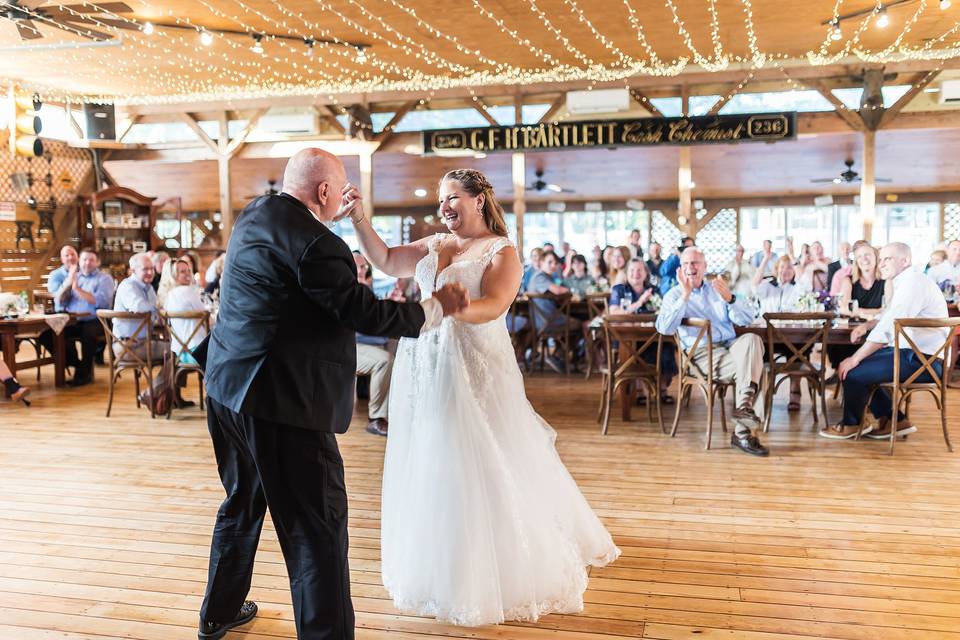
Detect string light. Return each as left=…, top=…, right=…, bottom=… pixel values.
left=200, top=29, right=214, bottom=46
left=355, top=46, right=367, bottom=63
left=250, top=33, right=264, bottom=54
left=830, top=20, right=843, bottom=41
left=876, top=9, right=890, bottom=28
left=941, top=0, right=952, bottom=9
left=142, top=21, right=155, bottom=35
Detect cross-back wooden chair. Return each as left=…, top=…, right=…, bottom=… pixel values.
left=96, top=310, right=163, bottom=419
left=597, top=313, right=664, bottom=435
left=526, top=292, right=575, bottom=374
left=856, top=317, right=960, bottom=455
left=669, top=318, right=734, bottom=450
left=161, top=309, right=210, bottom=418
left=761, top=312, right=834, bottom=432
left=584, top=292, right=610, bottom=379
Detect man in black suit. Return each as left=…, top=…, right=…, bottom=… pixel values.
left=197, top=148, right=468, bottom=640
left=827, top=241, right=852, bottom=291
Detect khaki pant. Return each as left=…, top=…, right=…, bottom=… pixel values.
left=113, top=339, right=170, bottom=366
left=356, top=343, right=393, bottom=420
left=689, top=333, right=764, bottom=409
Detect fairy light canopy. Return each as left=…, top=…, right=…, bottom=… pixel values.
left=0, top=0, right=957, bottom=105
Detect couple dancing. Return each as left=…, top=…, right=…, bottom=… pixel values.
left=197, top=149, right=618, bottom=640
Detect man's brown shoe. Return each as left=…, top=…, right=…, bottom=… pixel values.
left=866, top=417, right=917, bottom=439
left=366, top=418, right=388, bottom=437
left=819, top=423, right=871, bottom=440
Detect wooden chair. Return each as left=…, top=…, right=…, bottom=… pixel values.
left=597, top=314, right=664, bottom=435
left=161, top=309, right=210, bottom=418
left=584, top=292, right=609, bottom=379
left=96, top=310, right=165, bottom=419
left=669, top=318, right=733, bottom=450
left=856, top=318, right=960, bottom=455
left=526, top=292, right=575, bottom=374
left=760, top=312, right=833, bottom=432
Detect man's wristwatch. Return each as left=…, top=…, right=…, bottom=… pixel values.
left=727, top=294, right=737, bottom=305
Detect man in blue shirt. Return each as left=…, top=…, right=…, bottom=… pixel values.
left=526, top=250, right=578, bottom=373
left=656, top=247, right=768, bottom=456
left=750, top=239, right=778, bottom=277
left=658, top=236, right=694, bottom=295
left=43, top=246, right=116, bottom=386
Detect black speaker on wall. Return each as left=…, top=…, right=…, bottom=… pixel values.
left=83, top=103, right=116, bottom=140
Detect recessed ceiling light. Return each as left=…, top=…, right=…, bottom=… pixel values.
left=200, top=30, right=214, bottom=46
left=414, top=188, right=427, bottom=198
left=142, top=21, right=154, bottom=35
left=876, top=10, right=890, bottom=28
left=941, top=0, right=952, bottom=9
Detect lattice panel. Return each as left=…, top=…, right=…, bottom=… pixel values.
left=944, top=203, right=960, bottom=243
left=652, top=210, right=682, bottom=253
left=696, top=208, right=738, bottom=271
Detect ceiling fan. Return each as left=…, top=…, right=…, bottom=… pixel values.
left=2, top=1, right=139, bottom=41
left=243, top=179, right=280, bottom=200
left=526, top=168, right=575, bottom=194
left=810, top=159, right=892, bottom=185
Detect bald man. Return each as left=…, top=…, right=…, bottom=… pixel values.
left=198, top=148, right=468, bottom=640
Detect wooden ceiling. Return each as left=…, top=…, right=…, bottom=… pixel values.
left=2, top=0, right=959, bottom=103
left=103, top=125, right=960, bottom=210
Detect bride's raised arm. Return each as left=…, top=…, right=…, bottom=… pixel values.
left=343, top=183, right=430, bottom=278
left=455, top=244, right=522, bottom=324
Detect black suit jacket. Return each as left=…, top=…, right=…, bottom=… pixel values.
left=826, top=259, right=844, bottom=290
left=204, top=193, right=426, bottom=432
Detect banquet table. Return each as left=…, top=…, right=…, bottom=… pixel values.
left=600, top=316, right=862, bottom=422
left=0, top=313, right=85, bottom=394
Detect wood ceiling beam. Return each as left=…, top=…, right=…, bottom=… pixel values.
left=707, top=73, right=753, bottom=116
left=313, top=104, right=346, bottom=136
left=224, top=108, right=268, bottom=158
left=805, top=79, right=866, bottom=132
left=879, top=70, right=941, bottom=129
left=374, top=100, right=418, bottom=144
left=472, top=103, right=499, bottom=127
left=178, top=113, right=219, bottom=154
left=629, top=89, right=663, bottom=118
left=537, top=94, right=566, bottom=124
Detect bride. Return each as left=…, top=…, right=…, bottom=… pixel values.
left=346, top=168, right=619, bottom=626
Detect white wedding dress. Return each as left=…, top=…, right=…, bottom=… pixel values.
left=381, top=233, right=620, bottom=626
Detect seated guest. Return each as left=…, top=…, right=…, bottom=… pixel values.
left=591, top=246, right=609, bottom=288
left=608, top=245, right=630, bottom=286
left=656, top=247, right=768, bottom=456
left=527, top=250, right=579, bottom=373
left=387, top=277, right=419, bottom=303
left=725, top=244, right=755, bottom=296
left=926, top=239, right=960, bottom=286
left=752, top=255, right=809, bottom=411
left=150, top=251, right=169, bottom=291
left=645, top=242, right=663, bottom=281
left=203, top=250, right=226, bottom=294
left=926, top=249, right=947, bottom=273
left=353, top=253, right=395, bottom=436
left=658, top=237, right=694, bottom=295
left=827, top=241, right=852, bottom=292
left=822, top=242, right=949, bottom=440
left=165, top=258, right=209, bottom=359
left=825, top=241, right=890, bottom=383
left=164, top=257, right=209, bottom=407
left=158, top=254, right=195, bottom=308
left=44, top=246, right=115, bottom=386
left=563, top=254, right=595, bottom=297
left=521, top=247, right=543, bottom=291
left=627, top=228, right=644, bottom=259
left=610, top=258, right=677, bottom=402
left=113, top=253, right=169, bottom=363
left=750, top=239, right=778, bottom=276
left=1, top=360, right=29, bottom=406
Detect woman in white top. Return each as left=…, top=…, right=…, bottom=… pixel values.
left=164, top=258, right=209, bottom=359
left=752, top=255, right=808, bottom=410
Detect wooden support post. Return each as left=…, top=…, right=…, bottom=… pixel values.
left=861, top=129, right=877, bottom=243
left=217, top=113, right=233, bottom=242
left=537, top=94, right=565, bottom=124
left=629, top=89, right=663, bottom=117
left=678, top=146, right=693, bottom=238
left=359, top=150, right=374, bottom=218
left=515, top=95, right=523, bottom=125
left=512, top=152, right=526, bottom=253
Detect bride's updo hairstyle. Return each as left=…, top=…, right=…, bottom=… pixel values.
left=441, top=169, right=509, bottom=238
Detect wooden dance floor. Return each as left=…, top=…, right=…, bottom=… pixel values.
left=3, top=361, right=960, bottom=640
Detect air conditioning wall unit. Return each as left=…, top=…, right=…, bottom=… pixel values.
left=566, top=88, right=631, bottom=115
left=938, top=79, right=960, bottom=104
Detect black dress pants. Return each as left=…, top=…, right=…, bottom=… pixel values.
left=201, top=398, right=354, bottom=640
left=39, top=319, right=101, bottom=380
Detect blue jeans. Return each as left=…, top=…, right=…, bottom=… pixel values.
left=841, top=347, right=941, bottom=426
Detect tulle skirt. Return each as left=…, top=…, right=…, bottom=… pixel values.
left=381, top=318, right=620, bottom=626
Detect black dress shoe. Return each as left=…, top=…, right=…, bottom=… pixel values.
left=175, top=398, right=197, bottom=409
left=68, top=376, right=93, bottom=387
left=198, top=601, right=258, bottom=640
left=366, top=418, right=388, bottom=436
left=731, top=432, right=769, bottom=457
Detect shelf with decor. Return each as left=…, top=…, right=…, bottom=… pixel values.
left=77, top=186, right=160, bottom=281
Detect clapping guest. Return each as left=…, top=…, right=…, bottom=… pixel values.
left=150, top=251, right=169, bottom=292
left=610, top=258, right=677, bottom=402
left=750, top=239, right=778, bottom=276
left=113, top=253, right=170, bottom=363
left=658, top=237, right=695, bottom=295
left=657, top=247, right=768, bottom=456
left=562, top=255, right=595, bottom=297
left=926, top=239, right=960, bottom=286
left=44, top=246, right=115, bottom=386
left=608, top=245, right=630, bottom=285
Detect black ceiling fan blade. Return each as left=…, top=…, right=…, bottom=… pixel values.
left=15, top=20, right=43, bottom=40
left=810, top=178, right=837, bottom=183
left=58, top=15, right=138, bottom=30
left=43, top=18, right=113, bottom=40
left=42, top=2, right=133, bottom=13
left=559, top=188, right=576, bottom=193
left=875, top=178, right=893, bottom=183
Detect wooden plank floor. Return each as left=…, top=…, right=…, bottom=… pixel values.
left=2, top=357, right=960, bottom=640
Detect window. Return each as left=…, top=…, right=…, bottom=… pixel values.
left=740, top=206, right=787, bottom=255
left=330, top=215, right=403, bottom=288
left=873, top=203, right=940, bottom=261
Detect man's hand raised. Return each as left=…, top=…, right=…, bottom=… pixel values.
left=433, top=283, right=469, bottom=317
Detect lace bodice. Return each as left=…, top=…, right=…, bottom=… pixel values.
left=415, top=233, right=516, bottom=302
